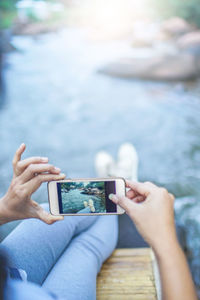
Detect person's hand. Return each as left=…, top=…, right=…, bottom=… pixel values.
left=110, top=183, right=198, bottom=300
left=109, top=181, right=176, bottom=252
left=0, top=144, right=65, bottom=225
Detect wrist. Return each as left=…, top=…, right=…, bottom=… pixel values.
left=152, top=235, right=181, bottom=260
left=0, top=195, right=11, bottom=225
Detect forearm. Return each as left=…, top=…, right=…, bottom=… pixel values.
left=114, top=182, right=197, bottom=299
left=153, top=239, right=197, bottom=300
left=0, top=194, right=18, bottom=225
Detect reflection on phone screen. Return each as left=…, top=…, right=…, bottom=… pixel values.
left=57, top=181, right=116, bottom=214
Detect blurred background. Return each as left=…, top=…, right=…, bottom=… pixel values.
left=0, top=0, right=200, bottom=296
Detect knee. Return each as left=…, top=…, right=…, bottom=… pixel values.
left=99, top=215, right=118, bottom=248
left=74, top=235, right=104, bottom=272
left=74, top=216, right=118, bottom=271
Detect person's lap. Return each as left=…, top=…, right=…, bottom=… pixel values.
left=43, top=214, right=118, bottom=300
left=0, top=203, right=118, bottom=299
left=0, top=204, right=98, bottom=284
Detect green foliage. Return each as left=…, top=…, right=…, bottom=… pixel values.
left=85, top=182, right=104, bottom=190
left=75, top=182, right=84, bottom=188
left=61, top=181, right=104, bottom=191
left=0, top=0, right=18, bottom=29
left=0, top=11, right=16, bottom=29
left=150, top=0, right=200, bottom=27
left=0, top=0, right=17, bottom=11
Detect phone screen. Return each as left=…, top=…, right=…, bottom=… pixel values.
left=57, top=180, right=117, bottom=214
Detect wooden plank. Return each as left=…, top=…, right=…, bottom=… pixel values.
left=97, top=248, right=157, bottom=300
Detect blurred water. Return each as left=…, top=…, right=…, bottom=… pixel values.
left=62, top=189, right=106, bottom=213
left=0, top=27, right=200, bottom=204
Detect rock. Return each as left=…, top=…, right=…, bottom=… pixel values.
left=161, top=17, right=194, bottom=37
left=100, top=53, right=200, bottom=81
left=0, top=53, right=4, bottom=108
left=131, top=22, right=170, bottom=48
left=177, top=31, right=200, bottom=54
left=0, top=30, right=14, bottom=109
left=131, top=38, right=153, bottom=48
left=0, top=30, right=15, bottom=53
left=175, top=196, right=200, bottom=294
left=13, top=21, right=61, bottom=36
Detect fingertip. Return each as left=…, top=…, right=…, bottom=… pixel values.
left=59, top=173, right=66, bottom=179
left=125, top=179, right=132, bottom=185
left=109, top=193, right=118, bottom=203
left=126, top=181, right=151, bottom=197
left=17, top=143, right=26, bottom=154
left=43, top=215, right=57, bottom=225
left=109, top=193, right=114, bottom=200
left=49, top=215, right=64, bottom=223
left=54, top=167, right=61, bottom=173
left=41, top=157, right=48, bottom=163
left=51, top=213, right=64, bottom=219
left=169, top=193, right=175, bottom=201
left=19, top=143, right=26, bottom=150
left=125, top=180, right=137, bottom=188
left=49, top=211, right=64, bottom=220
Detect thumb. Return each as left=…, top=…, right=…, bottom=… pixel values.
left=109, top=194, right=137, bottom=215
left=37, top=208, right=64, bottom=225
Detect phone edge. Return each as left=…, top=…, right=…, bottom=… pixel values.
left=47, top=177, right=126, bottom=216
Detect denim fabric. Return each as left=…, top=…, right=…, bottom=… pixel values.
left=1, top=203, right=118, bottom=300
left=4, top=279, right=62, bottom=300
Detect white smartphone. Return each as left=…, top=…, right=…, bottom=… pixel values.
left=48, top=177, right=125, bottom=216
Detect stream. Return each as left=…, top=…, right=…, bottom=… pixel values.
left=0, top=26, right=200, bottom=291
left=0, top=28, right=200, bottom=201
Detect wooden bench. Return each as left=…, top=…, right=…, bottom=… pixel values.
left=97, top=248, right=160, bottom=300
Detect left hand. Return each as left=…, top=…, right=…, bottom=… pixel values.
left=0, top=144, right=65, bottom=225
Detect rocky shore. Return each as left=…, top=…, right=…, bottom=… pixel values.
left=81, top=187, right=103, bottom=195
left=100, top=18, right=200, bottom=81
left=175, top=197, right=200, bottom=297
left=0, top=29, right=16, bottom=107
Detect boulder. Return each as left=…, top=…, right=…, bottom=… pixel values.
left=131, top=22, right=171, bottom=48
left=0, top=53, right=3, bottom=108
left=100, top=53, right=200, bottom=81
left=131, top=38, right=153, bottom=48
left=177, top=31, right=200, bottom=54
left=161, top=17, right=194, bottom=37
left=0, top=30, right=15, bottom=53
left=175, top=196, right=200, bottom=295
left=13, top=21, right=60, bottom=35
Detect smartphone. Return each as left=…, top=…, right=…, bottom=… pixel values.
left=48, top=177, right=125, bottom=216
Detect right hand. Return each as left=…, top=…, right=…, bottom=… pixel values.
left=110, top=181, right=176, bottom=251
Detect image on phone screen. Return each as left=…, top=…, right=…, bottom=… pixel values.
left=57, top=180, right=117, bottom=214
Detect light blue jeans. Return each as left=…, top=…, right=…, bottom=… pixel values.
left=0, top=204, right=118, bottom=300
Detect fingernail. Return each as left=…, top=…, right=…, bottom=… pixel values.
left=109, top=193, right=116, bottom=200
left=41, top=157, right=48, bottom=162
left=109, top=194, right=118, bottom=203
left=109, top=193, right=114, bottom=200
left=54, top=167, right=61, bottom=172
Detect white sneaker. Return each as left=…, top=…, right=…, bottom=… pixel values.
left=95, top=151, right=115, bottom=177
left=116, top=143, right=139, bottom=181
left=95, top=143, right=138, bottom=181
left=83, top=201, right=88, bottom=208
left=88, top=199, right=96, bottom=212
